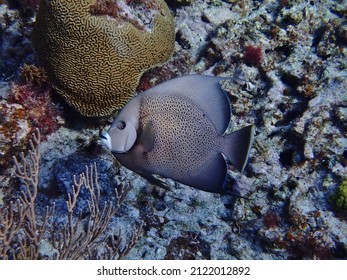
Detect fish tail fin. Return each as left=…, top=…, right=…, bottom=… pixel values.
left=222, top=125, right=254, bottom=172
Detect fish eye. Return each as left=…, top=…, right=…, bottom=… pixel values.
left=117, top=120, right=126, bottom=130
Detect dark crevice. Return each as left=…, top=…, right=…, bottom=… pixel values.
left=252, top=108, right=265, bottom=128
left=281, top=72, right=301, bottom=89
left=330, top=6, right=347, bottom=18
left=276, top=99, right=308, bottom=127
left=279, top=128, right=306, bottom=167
left=198, top=41, right=224, bottom=68
left=277, top=16, right=297, bottom=29
left=336, top=22, right=347, bottom=46
left=175, top=30, right=191, bottom=50
left=312, top=24, right=329, bottom=49
left=332, top=242, right=347, bottom=259
left=279, top=148, right=295, bottom=167
left=166, top=0, right=192, bottom=9
left=332, top=106, right=347, bottom=133
left=276, top=71, right=310, bottom=127
left=274, top=45, right=293, bottom=58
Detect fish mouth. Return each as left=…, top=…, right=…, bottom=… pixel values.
left=113, top=150, right=128, bottom=154
left=99, top=129, right=112, bottom=151
left=99, top=129, right=128, bottom=154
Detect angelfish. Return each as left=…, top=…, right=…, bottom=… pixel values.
left=101, top=75, right=254, bottom=193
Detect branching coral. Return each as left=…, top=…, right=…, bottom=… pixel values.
left=0, top=129, right=49, bottom=259
left=31, top=0, right=175, bottom=116
left=52, top=163, right=142, bottom=260
left=0, top=129, right=142, bottom=260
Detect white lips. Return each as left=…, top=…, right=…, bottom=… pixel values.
left=101, top=131, right=112, bottom=150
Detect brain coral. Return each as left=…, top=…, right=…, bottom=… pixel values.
left=31, top=0, right=175, bottom=116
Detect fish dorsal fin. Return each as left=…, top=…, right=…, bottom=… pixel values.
left=138, top=121, right=155, bottom=153
left=147, top=75, right=231, bottom=135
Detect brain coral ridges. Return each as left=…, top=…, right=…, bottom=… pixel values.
left=31, top=0, right=175, bottom=117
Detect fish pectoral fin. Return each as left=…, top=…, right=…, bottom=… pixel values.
left=138, top=171, right=171, bottom=191
left=138, top=121, right=155, bottom=153
left=177, top=153, right=227, bottom=193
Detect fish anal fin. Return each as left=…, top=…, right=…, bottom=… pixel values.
left=177, top=153, right=227, bottom=193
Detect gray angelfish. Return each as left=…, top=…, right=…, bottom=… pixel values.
left=101, top=75, right=254, bottom=193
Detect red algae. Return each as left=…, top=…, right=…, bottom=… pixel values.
left=90, top=0, right=121, bottom=18
left=9, top=83, right=61, bottom=137
left=0, top=78, right=62, bottom=174
left=243, top=45, right=262, bottom=66
left=263, top=211, right=280, bottom=229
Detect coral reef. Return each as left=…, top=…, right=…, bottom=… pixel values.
left=1, top=0, right=347, bottom=260
left=124, top=0, right=347, bottom=259
left=31, top=0, right=175, bottom=116
left=0, top=63, right=61, bottom=178
left=8, top=82, right=60, bottom=136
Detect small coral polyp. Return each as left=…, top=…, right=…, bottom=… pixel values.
left=32, top=0, right=175, bottom=117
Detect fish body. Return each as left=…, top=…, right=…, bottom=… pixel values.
left=101, top=75, right=254, bottom=193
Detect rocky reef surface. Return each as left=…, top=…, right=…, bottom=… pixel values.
left=0, top=0, right=346, bottom=259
